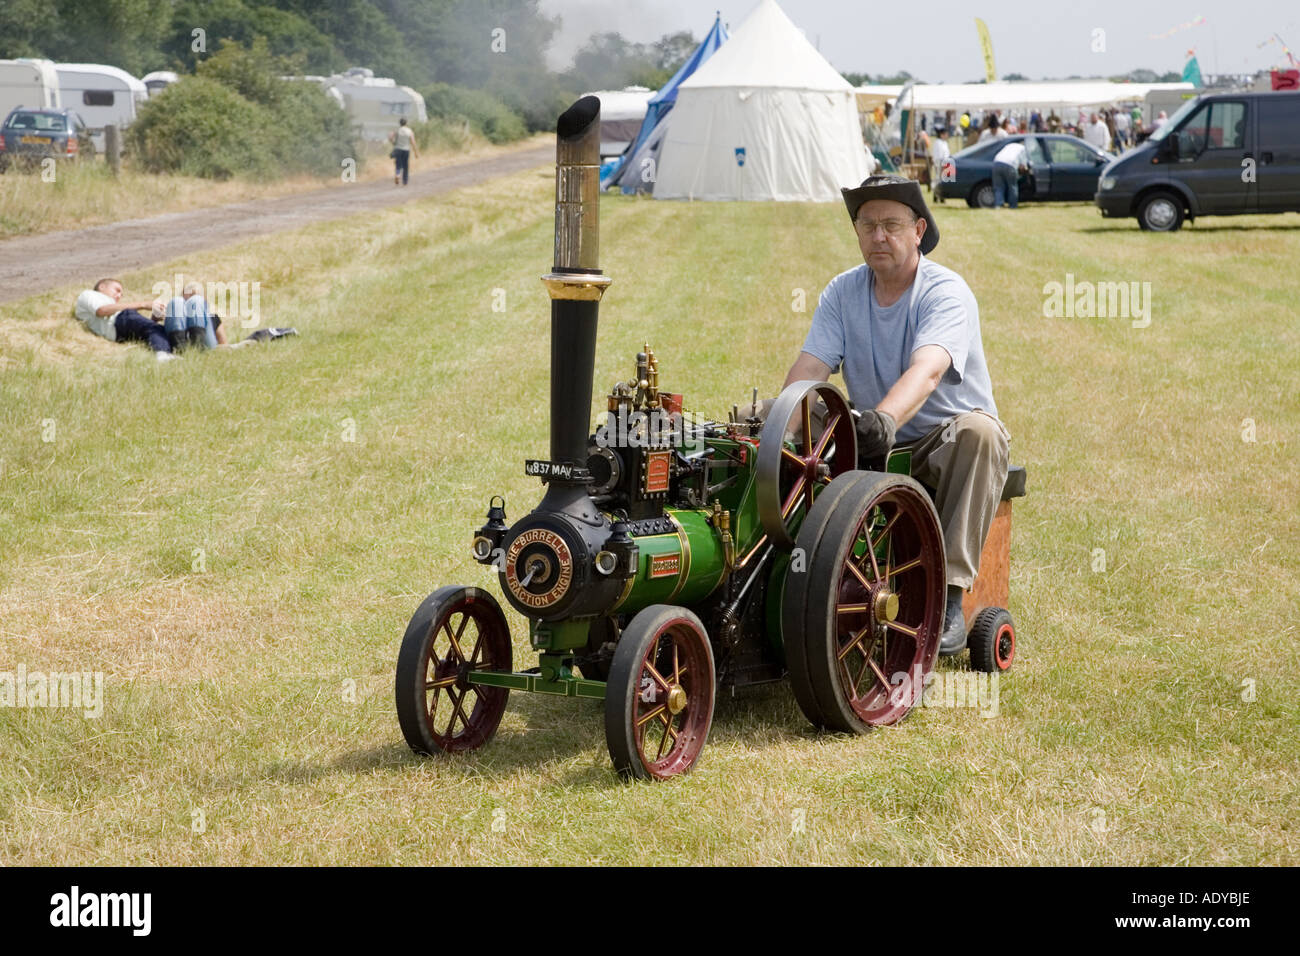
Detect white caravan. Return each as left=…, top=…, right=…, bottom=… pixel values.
left=0, top=58, right=61, bottom=118
left=281, top=75, right=346, bottom=109
left=56, top=63, right=148, bottom=149
left=324, top=68, right=427, bottom=141
left=141, top=70, right=178, bottom=97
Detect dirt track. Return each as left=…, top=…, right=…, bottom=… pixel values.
left=0, top=143, right=552, bottom=306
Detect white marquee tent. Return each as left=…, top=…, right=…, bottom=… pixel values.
left=653, top=0, right=871, bottom=202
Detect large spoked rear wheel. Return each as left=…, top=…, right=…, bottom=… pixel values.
left=780, top=471, right=875, bottom=726
left=783, top=472, right=945, bottom=732
left=605, top=605, right=715, bottom=781
left=395, top=586, right=512, bottom=756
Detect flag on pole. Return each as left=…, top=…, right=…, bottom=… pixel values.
left=1182, top=51, right=1203, bottom=86
left=1151, top=15, right=1206, bottom=40
left=975, top=19, right=997, bottom=83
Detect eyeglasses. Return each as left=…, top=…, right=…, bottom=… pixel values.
left=854, top=216, right=917, bottom=236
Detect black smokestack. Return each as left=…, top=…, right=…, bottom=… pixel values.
left=545, top=96, right=610, bottom=473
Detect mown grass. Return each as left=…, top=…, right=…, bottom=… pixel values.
left=0, top=133, right=549, bottom=238
left=0, top=171, right=1297, bottom=865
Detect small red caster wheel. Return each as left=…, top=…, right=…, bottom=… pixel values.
left=968, top=607, right=1015, bottom=673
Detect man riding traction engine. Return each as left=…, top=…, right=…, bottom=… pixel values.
left=395, top=97, right=1024, bottom=781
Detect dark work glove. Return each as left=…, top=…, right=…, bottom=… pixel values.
left=855, top=408, right=897, bottom=462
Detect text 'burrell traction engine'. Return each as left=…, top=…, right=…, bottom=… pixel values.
left=395, top=96, right=1001, bottom=781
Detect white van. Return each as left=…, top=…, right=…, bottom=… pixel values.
left=0, top=58, right=61, bottom=118
left=324, top=68, right=427, bottom=141
left=141, top=70, right=178, bottom=97
left=55, top=63, right=147, bottom=150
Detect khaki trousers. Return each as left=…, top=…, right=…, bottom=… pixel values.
left=900, top=411, right=1010, bottom=590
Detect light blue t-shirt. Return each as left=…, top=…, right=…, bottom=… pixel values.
left=801, top=256, right=998, bottom=443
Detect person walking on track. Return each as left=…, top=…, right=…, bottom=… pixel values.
left=389, top=117, right=419, bottom=186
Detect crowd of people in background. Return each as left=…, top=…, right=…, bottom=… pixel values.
left=876, top=102, right=1176, bottom=213
left=923, top=103, right=1163, bottom=155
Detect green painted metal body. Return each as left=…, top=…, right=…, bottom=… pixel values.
left=473, top=433, right=778, bottom=698
left=469, top=439, right=914, bottom=699
left=470, top=670, right=605, bottom=699
left=611, top=509, right=727, bottom=614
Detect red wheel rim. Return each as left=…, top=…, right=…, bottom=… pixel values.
left=832, top=484, right=944, bottom=725
left=994, top=623, right=1015, bottom=670
left=775, top=391, right=856, bottom=528
left=631, top=621, right=713, bottom=780
left=419, top=598, right=510, bottom=753
left=758, top=382, right=857, bottom=549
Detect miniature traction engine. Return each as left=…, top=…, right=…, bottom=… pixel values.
left=395, top=97, right=1023, bottom=780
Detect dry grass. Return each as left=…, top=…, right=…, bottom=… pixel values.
left=0, top=176, right=1297, bottom=865
left=0, top=134, right=551, bottom=239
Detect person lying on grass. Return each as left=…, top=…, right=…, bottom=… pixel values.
left=73, top=278, right=178, bottom=361
left=75, top=279, right=295, bottom=355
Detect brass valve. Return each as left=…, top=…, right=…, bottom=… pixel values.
left=713, top=500, right=735, bottom=572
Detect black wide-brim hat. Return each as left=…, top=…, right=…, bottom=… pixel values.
left=841, top=175, right=940, bottom=255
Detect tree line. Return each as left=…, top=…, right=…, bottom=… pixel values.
left=0, top=0, right=701, bottom=133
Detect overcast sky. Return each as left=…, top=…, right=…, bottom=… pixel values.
left=540, top=0, right=1300, bottom=82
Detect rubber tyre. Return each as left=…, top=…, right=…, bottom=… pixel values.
left=786, top=471, right=946, bottom=733
left=1137, top=191, right=1184, bottom=232
left=395, top=585, right=512, bottom=756
left=972, top=181, right=995, bottom=208
left=604, top=605, right=715, bottom=781
left=782, top=470, right=876, bottom=727
left=967, top=607, right=1016, bottom=673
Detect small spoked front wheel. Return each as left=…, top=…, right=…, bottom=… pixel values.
left=604, top=605, right=716, bottom=781
left=395, top=585, right=512, bottom=756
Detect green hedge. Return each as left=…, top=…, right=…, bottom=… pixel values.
left=127, top=40, right=358, bottom=179
left=127, top=76, right=279, bottom=179
left=420, top=83, right=527, bottom=144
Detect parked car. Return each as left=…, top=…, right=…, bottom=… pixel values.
left=934, top=133, right=1111, bottom=207
left=0, top=107, right=95, bottom=171
left=1096, top=90, right=1300, bottom=231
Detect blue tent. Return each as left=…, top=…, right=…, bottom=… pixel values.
left=602, top=13, right=729, bottom=192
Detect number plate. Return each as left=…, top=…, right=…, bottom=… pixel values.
left=20, top=136, right=52, bottom=145
left=525, top=459, right=574, bottom=481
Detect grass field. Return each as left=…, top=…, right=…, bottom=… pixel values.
left=1, top=167, right=1297, bottom=865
